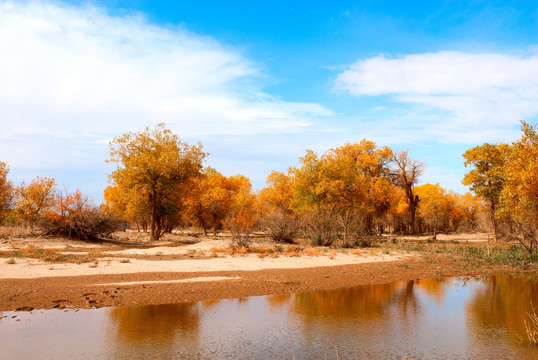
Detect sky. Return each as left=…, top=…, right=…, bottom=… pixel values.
left=1, top=0, right=538, bottom=202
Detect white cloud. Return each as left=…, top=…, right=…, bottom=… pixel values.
left=0, top=1, right=332, bottom=170
left=335, top=51, right=538, bottom=143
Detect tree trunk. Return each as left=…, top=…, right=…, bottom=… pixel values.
left=150, top=190, right=162, bottom=241
left=409, top=195, right=419, bottom=234
left=490, top=200, right=498, bottom=243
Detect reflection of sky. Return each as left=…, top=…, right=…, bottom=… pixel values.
left=0, top=309, right=110, bottom=359
left=1, top=277, right=536, bottom=359
left=413, top=279, right=474, bottom=356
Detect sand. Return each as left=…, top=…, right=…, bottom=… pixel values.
left=0, top=251, right=408, bottom=279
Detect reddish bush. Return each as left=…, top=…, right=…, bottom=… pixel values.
left=41, top=190, right=119, bottom=240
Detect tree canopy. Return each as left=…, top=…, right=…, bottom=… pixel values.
left=107, top=124, right=206, bottom=240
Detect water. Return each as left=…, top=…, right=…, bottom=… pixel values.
left=1, top=273, right=538, bottom=359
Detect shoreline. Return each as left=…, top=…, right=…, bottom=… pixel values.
left=0, top=254, right=485, bottom=311
left=1, top=231, right=520, bottom=312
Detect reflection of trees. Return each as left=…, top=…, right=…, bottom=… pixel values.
left=201, top=299, right=220, bottom=310
left=467, top=274, right=538, bottom=343
left=105, top=303, right=201, bottom=357
left=415, top=278, right=449, bottom=304
left=284, top=281, right=422, bottom=323
left=265, top=294, right=292, bottom=309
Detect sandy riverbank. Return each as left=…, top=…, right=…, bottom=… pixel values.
left=0, top=230, right=491, bottom=311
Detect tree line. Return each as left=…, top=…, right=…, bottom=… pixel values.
left=462, top=122, right=538, bottom=254
left=0, top=122, right=536, bottom=253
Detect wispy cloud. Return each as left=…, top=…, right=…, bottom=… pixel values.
left=335, top=50, right=538, bottom=143
left=0, top=1, right=332, bottom=171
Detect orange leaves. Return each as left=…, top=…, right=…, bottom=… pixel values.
left=43, top=189, right=87, bottom=223
left=0, top=161, right=13, bottom=219
left=415, top=183, right=451, bottom=231
left=259, top=171, right=298, bottom=243
left=186, top=168, right=242, bottom=236
left=259, top=171, right=294, bottom=211
left=289, top=141, right=396, bottom=246
left=501, top=122, right=538, bottom=220
left=462, top=143, right=508, bottom=202
left=226, top=175, right=258, bottom=247
left=498, top=122, right=538, bottom=252
left=42, top=189, right=118, bottom=239
left=292, top=141, right=394, bottom=214
left=14, top=176, right=56, bottom=230
left=229, top=208, right=256, bottom=232
left=107, top=124, right=206, bottom=240
left=463, top=123, right=538, bottom=249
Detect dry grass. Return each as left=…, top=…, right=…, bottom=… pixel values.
left=0, top=227, right=398, bottom=266
left=368, top=248, right=379, bottom=256
left=525, top=303, right=538, bottom=346
left=235, top=246, right=249, bottom=255
left=209, top=242, right=381, bottom=260
left=303, top=247, right=320, bottom=257
left=285, top=245, right=299, bottom=252
left=249, top=246, right=275, bottom=253
left=21, top=244, right=36, bottom=255
left=210, top=247, right=230, bottom=254
left=209, top=246, right=248, bottom=255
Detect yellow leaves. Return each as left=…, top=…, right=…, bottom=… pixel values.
left=14, top=176, right=56, bottom=229
left=226, top=175, right=258, bottom=247
left=291, top=141, right=395, bottom=216
left=0, top=161, right=13, bottom=218
left=259, top=171, right=294, bottom=211
left=500, top=122, right=538, bottom=230
left=392, top=188, right=410, bottom=217
left=107, top=124, right=206, bottom=240
left=228, top=175, right=257, bottom=218
left=415, top=183, right=451, bottom=230
left=462, top=143, right=509, bottom=200
left=186, top=168, right=249, bottom=234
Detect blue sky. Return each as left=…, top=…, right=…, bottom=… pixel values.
left=1, top=0, right=538, bottom=202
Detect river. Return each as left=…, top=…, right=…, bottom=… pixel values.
left=1, top=273, right=538, bottom=359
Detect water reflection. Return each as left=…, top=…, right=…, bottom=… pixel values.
left=467, top=273, right=538, bottom=345
left=415, top=277, right=448, bottom=304
left=106, top=303, right=201, bottom=358
left=262, top=278, right=469, bottom=359
left=1, top=275, right=538, bottom=359
left=267, top=278, right=451, bottom=322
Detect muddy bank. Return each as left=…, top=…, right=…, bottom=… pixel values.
left=0, top=255, right=483, bottom=311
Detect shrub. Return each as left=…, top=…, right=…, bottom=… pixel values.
left=227, top=209, right=256, bottom=248
left=262, top=210, right=297, bottom=243
left=41, top=190, right=119, bottom=240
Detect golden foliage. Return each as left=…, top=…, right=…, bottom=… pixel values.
left=415, top=183, right=451, bottom=239
left=499, top=122, right=538, bottom=252
left=107, top=124, right=206, bottom=240
left=0, top=161, right=13, bottom=220
left=259, top=171, right=298, bottom=242
left=226, top=175, right=258, bottom=248
left=291, top=141, right=395, bottom=246
left=186, top=167, right=236, bottom=236
left=15, top=176, right=56, bottom=231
